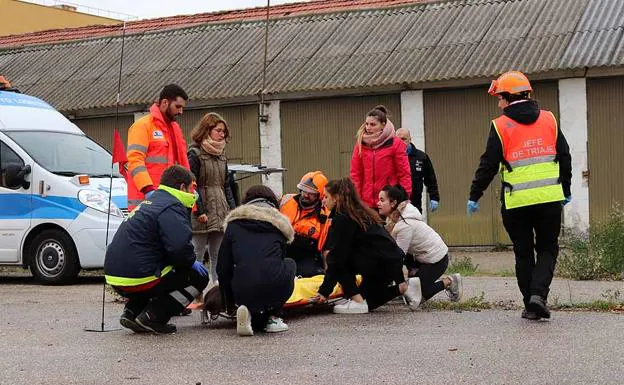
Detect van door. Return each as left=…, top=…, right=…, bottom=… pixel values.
left=0, top=140, right=32, bottom=263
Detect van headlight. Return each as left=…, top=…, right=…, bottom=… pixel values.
left=78, top=189, right=124, bottom=217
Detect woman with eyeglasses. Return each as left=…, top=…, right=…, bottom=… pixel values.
left=187, top=112, right=237, bottom=289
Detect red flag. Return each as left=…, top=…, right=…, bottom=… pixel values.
left=112, top=129, right=128, bottom=179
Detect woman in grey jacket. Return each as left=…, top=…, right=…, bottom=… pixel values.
left=378, top=184, right=462, bottom=307
left=187, top=113, right=236, bottom=287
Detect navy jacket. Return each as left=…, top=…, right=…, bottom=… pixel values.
left=104, top=188, right=196, bottom=281
left=406, top=143, right=440, bottom=211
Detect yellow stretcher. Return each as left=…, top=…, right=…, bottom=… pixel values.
left=199, top=275, right=362, bottom=324
left=284, top=275, right=362, bottom=309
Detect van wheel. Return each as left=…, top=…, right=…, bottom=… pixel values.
left=28, top=229, right=80, bottom=285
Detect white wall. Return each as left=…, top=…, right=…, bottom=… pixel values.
left=400, top=90, right=429, bottom=220
left=558, top=78, right=589, bottom=231
left=259, top=101, right=283, bottom=196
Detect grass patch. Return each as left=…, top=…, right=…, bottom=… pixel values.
left=496, top=269, right=515, bottom=277
left=421, top=292, right=491, bottom=311
left=447, top=257, right=479, bottom=276
left=559, top=204, right=624, bottom=280
left=551, top=301, right=624, bottom=312
left=419, top=290, right=623, bottom=313
left=474, top=269, right=516, bottom=278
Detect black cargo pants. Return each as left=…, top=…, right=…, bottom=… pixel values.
left=501, top=201, right=562, bottom=307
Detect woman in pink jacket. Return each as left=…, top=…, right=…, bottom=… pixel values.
left=350, top=105, right=412, bottom=208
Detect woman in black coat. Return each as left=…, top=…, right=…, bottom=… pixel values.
left=313, top=178, right=421, bottom=314
left=217, top=185, right=296, bottom=336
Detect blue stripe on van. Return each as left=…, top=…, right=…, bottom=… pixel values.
left=0, top=194, right=85, bottom=219
left=0, top=91, right=54, bottom=110
left=112, top=195, right=127, bottom=210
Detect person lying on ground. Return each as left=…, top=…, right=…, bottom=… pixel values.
left=104, top=165, right=208, bottom=334
left=217, top=185, right=296, bottom=336
left=378, top=184, right=462, bottom=308
left=312, top=178, right=421, bottom=314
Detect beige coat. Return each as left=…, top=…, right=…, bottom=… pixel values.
left=386, top=201, right=448, bottom=264
left=189, top=146, right=231, bottom=234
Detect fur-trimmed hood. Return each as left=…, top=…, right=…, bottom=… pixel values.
left=224, top=202, right=295, bottom=243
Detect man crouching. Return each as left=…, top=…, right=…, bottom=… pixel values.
left=105, top=165, right=209, bottom=334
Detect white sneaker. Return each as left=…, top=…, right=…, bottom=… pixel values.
left=264, top=317, right=289, bottom=333
left=236, top=305, right=253, bottom=336
left=333, top=299, right=369, bottom=314
left=404, top=277, right=422, bottom=310
left=446, top=273, right=463, bottom=302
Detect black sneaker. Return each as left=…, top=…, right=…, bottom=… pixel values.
left=136, top=311, right=177, bottom=334
left=120, top=309, right=150, bottom=333
left=527, top=295, right=551, bottom=319
left=521, top=309, right=541, bottom=320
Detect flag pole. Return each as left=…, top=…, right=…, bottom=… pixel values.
left=85, top=21, right=127, bottom=333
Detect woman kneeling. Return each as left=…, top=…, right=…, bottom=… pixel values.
left=378, top=184, right=462, bottom=308
left=217, top=185, right=296, bottom=336
left=314, top=178, right=421, bottom=314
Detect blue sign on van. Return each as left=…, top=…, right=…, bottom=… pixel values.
left=0, top=91, right=53, bottom=110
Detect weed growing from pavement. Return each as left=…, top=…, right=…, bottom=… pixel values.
left=475, top=269, right=516, bottom=278
left=560, top=204, right=624, bottom=280
left=421, top=292, right=491, bottom=311
left=420, top=290, right=623, bottom=313
left=447, top=257, right=479, bottom=276
left=491, top=243, right=511, bottom=252
left=550, top=301, right=624, bottom=312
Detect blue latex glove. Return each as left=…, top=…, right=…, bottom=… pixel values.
left=191, top=261, right=208, bottom=278
left=429, top=200, right=439, bottom=212
left=563, top=196, right=572, bottom=206
left=144, top=190, right=154, bottom=199
left=467, top=200, right=480, bottom=216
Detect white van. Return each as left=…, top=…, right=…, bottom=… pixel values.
left=0, top=90, right=127, bottom=284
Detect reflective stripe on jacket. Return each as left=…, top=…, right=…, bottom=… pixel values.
left=104, top=187, right=196, bottom=287
left=106, top=265, right=173, bottom=287
left=127, top=104, right=190, bottom=210
left=492, top=110, right=564, bottom=209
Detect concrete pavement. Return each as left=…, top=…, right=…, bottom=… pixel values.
left=0, top=276, right=622, bottom=385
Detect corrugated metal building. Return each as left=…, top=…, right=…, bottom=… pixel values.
left=1, top=0, right=623, bottom=245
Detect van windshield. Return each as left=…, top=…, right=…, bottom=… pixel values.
left=6, top=131, right=122, bottom=177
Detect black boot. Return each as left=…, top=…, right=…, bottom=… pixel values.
left=135, top=310, right=177, bottom=334
left=120, top=308, right=150, bottom=333
left=521, top=309, right=541, bottom=320
left=527, top=295, right=550, bottom=319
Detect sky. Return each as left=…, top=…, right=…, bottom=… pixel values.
left=26, top=0, right=307, bottom=20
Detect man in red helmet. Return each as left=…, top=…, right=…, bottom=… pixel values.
left=467, top=71, right=572, bottom=321
left=280, top=171, right=330, bottom=277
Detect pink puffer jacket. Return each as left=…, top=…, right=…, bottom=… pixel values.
left=350, top=137, right=412, bottom=208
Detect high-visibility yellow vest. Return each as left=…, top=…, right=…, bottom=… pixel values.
left=492, top=110, right=564, bottom=209
left=105, top=265, right=173, bottom=287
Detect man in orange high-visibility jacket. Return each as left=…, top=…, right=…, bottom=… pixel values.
left=280, top=171, right=330, bottom=277
left=467, top=71, right=572, bottom=321
left=127, top=84, right=191, bottom=210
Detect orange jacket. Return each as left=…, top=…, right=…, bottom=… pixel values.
left=127, top=104, right=190, bottom=209
left=280, top=194, right=330, bottom=251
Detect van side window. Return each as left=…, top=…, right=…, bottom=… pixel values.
left=0, top=141, right=25, bottom=189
